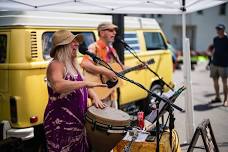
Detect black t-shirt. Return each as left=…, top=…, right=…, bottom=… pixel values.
left=212, top=35, right=228, bottom=67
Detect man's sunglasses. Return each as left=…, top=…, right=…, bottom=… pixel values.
left=102, top=29, right=116, bottom=32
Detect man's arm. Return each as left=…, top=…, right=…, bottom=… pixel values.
left=81, top=60, right=113, bottom=76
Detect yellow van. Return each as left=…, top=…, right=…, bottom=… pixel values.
left=0, top=11, right=173, bottom=147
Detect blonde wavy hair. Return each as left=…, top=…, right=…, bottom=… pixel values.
left=54, top=44, right=81, bottom=77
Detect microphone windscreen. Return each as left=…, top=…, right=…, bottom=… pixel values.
left=115, top=36, right=122, bottom=43
left=106, top=79, right=118, bottom=88
left=79, top=45, right=87, bottom=55
left=115, top=36, right=128, bottom=47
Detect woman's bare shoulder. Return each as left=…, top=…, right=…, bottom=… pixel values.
left=49, top=60, right=64, bottom=67
left=47, top=60, right=64, bottom=72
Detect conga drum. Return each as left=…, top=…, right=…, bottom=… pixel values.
left=85, top=106, right=131, bottom=152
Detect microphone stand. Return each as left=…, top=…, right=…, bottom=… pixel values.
left=158, top=86, right=185, bottom=152
left=168, top=105, right=175, bottom=150
left=155, top=97, right=161, bottom=152
left=119, top=39, right=174, bottom=92
left=89, top=54, right=184, bottom=152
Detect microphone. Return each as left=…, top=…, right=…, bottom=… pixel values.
left=115, top=36, right=130, bottom=48
left=79, top=47, right=101, bottom=63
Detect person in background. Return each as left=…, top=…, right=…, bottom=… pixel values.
left=81, top=22, right=125, bottom=109
left=209, top=24, right=228, bottom=107
left=43, top=30, right=107, bottom=152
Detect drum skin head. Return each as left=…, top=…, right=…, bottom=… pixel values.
left=86, top=106, right=130, bottom=126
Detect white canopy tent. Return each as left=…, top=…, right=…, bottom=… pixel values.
left=0, top=0, right=227, bottom=14
left=1, top=0, right=228, bottom=142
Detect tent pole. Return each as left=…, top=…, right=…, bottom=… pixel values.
left=112, top=14, right=125, bottom=64
left=181, top=2, right=195, bottom=143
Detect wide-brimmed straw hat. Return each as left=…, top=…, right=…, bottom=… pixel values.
left=50, top=30, right=84, bottom=58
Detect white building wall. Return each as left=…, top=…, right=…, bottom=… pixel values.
left=160, top=3, right=228, bottom=52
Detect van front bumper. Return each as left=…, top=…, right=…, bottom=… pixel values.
left=1, top=120, right=34, bottom=140
left=7, top=127, right=34, bottom=140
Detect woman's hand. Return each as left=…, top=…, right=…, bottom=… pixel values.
left=87, top=86, right=106, bottom=109
left=93, top=96, right=106, bottom=109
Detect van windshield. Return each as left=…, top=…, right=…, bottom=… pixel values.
left=42, top=32, right=96, bottom=60
left=0, top=35, right=7, bottom=63
left=144, top=32, right=167, bottom=51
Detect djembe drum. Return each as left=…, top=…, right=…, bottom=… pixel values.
left=85, top=106, right=131, bottom=152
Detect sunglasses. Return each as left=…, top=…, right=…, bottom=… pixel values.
left=102, top=29, right=116, bottom=32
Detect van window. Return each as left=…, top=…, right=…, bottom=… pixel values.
left=0, top=35, right=7, bottom=63
left=42, top=32, right=95, bottom=59
left=124, top=32, right=140, bottom=53
left=144, top=32, right=167, bottom=50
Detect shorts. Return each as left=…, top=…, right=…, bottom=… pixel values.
left=210, top=64, right=228, bottom=79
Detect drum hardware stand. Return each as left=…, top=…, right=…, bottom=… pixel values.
left=155, top=98, right=161, bottom=152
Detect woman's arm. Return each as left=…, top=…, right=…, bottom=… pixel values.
left=47, top=61, right=86, bottom=93
left=47, top=61, right=106, bottom=94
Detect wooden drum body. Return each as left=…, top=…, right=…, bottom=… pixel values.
left=85, top=106, right=131, bottom=152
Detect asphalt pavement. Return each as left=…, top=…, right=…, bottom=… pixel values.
left=171, top=61, right=228, bottom=152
